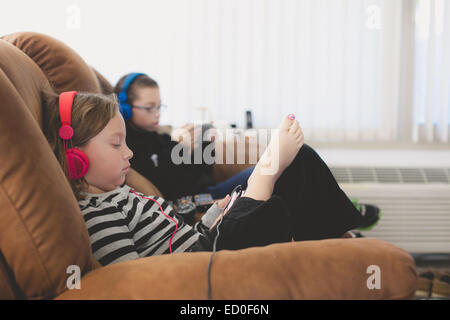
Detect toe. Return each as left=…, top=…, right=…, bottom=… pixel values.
left=291, top=126, right=301, bottom=137
left=288, top=120, right=299, bottom=133
left=280, top=115, right=293, bottom=131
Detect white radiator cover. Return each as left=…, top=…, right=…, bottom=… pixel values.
left=321, top=150, right=450, bottom=254
left=339, top=183, right=450, bottom=254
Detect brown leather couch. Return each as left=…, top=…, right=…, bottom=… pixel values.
left=0, top=32, right=417, bottom=300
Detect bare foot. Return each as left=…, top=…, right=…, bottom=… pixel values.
left=255, top=115, right=304, bottom=179
left=245, top=115, right=304, bottom=201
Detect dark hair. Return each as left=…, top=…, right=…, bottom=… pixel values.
left=42, top=89, right=119, bottom=200
left=113, top=73, right=159, bottom=105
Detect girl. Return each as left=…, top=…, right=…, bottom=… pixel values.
left=113, top=73, right=255, bottom=201
left=42, top=90, right=378, bottom=266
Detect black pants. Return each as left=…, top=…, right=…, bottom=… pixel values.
left=190, top=144, right=363, bottom=252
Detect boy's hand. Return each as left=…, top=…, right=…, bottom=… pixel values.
left=171, top=123, right=197, bottom=151
left=172, top=122, right=216, bottom=152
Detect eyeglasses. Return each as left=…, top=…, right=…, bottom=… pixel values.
left=132, top=104, right=167, bottom=113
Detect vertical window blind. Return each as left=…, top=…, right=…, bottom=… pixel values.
left=413, top=0, right=450, bottom=143
left=156, top=0, right=405, bottom=143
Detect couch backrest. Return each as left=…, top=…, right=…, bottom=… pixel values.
left=0, top=33, right=102, bottom=299
left=1, top=32, right=102, bottom=95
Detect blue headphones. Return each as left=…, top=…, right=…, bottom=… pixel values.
left=117, top=72, right=146, bottom=120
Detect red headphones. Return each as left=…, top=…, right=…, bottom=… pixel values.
left=59, top=91, right=89, bottom=180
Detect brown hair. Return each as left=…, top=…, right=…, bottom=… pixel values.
left=42, top=89, right=119, bottom=201
left=113, top=73, right=159, bottom=108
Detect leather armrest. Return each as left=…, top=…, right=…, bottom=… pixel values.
left=55, top=238, right=417, bottom=300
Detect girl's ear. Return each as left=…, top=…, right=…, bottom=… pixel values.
left=77, top=143, right=87, bottom=153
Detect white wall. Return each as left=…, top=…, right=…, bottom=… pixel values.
left=316, top=148, right=450, bottom=167
left=2, top=0, right=189, bottom=127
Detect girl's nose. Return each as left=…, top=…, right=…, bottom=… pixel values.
left=125, top=145, right=133, bottom=160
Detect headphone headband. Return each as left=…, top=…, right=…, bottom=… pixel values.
left=118, top=73, right=145, bottom=102
left=118, top=73, right=146, bottom=119
left=59, top=91, right=77, bottom=124
left=59, top=91, right=78, bottom=140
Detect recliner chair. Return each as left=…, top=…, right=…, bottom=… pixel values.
left=0, top=32, right=417, bottom=300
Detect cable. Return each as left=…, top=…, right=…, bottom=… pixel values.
left=206, top=185, right=243, bottom=300
left=206, top=211, right=224, bottom=300
left=129, top=189, right=178, bottom=254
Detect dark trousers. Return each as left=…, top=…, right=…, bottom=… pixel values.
left=190, top=144, right=363, bottom=251
left=271, top=143, right=363, bottom=241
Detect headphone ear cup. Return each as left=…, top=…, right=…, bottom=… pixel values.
left=66, top=148, right=89, bottom=180
left=120, top=102, right=132, bottom=120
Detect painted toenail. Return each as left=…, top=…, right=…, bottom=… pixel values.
left=288, top=114, right=295, bottom=120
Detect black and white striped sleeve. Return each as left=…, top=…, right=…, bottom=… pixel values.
left=82, top=205, right=140, bottom=266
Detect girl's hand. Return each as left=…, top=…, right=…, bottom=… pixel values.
left=209, top=194, right=231, bottom=230
left=216, top=194, right=231, bottom=209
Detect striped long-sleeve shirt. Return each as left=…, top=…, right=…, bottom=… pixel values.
left=78, top=184, right=222, bottom=266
